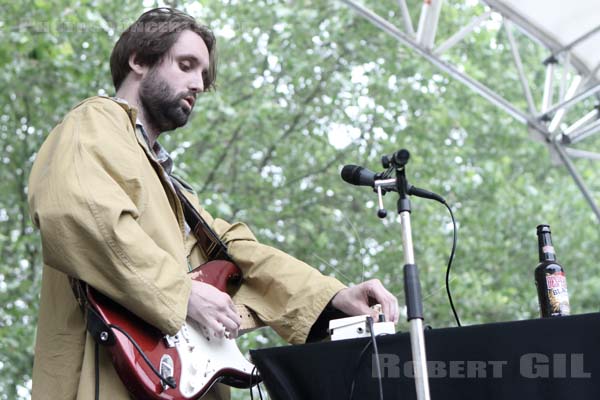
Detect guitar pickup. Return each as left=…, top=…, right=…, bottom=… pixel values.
left=159, top=354, right=175, bottom=392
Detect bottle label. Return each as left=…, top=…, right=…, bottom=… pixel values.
left=542, top=245, right=555, bottom=254
left=546, top=272, right=570, bottom=316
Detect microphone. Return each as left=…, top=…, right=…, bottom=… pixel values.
left=340, top=165, right=379, bottom=187
left=340, top=164, right=446, bottom=204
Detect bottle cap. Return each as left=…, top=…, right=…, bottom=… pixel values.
left=536, top=224, right=551, bottom=234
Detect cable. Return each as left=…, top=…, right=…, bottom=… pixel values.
left=348, top=325, right=388, bottom=400
left=367, top=317, right=384, bottom=400
left=107, top=323, right=177, bottom=389
left=249, top=366, right=255, bottom=400
left=257, top=375, right=265, bottom=400
left=249, top=365, right=264, bottom=400
left=348, top=339, right=373, bottom=400
left=443, top=202, right=461, bottom=327
left=94, top=341, right=100, bottom=400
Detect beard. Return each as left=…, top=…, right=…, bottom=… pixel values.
left=138, top=69, right=192, bottom=133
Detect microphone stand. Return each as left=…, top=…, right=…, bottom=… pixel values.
left=375, top=150, right=431, bottom=400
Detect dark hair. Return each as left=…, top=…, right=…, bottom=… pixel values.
left=110, top=8, right=217, bottom=91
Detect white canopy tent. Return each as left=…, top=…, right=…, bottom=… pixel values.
left=340, top=0, right=600, bottom=221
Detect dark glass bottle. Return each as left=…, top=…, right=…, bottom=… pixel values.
left=535, top=225, right=570, bottom=317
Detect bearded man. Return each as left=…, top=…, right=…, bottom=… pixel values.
left=28, top=7, right=398, bottom=400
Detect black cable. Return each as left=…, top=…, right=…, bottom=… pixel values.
left=249, top=365, right=264, bottom=400
left=94, top=341, right=100, bottom=400
left=380, top=165, right=462, bottom=327
left=249, top=366, right=255, bottom=400
left=257, top=375, right=265, bottom=400
left=257, top=374, right=264, bottom=400
left=348, top=323, right=391, bottom=400
left=443, top=202, right=461, bottom=327
left=107, top=324, right=177, bottom=389
left=348, top=339, right=373, bottom=400
left=367, top=317, right=384, bottom=400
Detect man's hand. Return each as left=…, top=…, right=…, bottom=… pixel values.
left=187, top=281, right=241, bottom=338
left=331, top=279, right=399, bottom=324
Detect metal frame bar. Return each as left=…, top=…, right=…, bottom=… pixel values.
left=482, top=0, right=590, bottom=75
left=549, top=24, right=600, bottom=59
left=559, top=53, right=571, bottom=102
left=504, top=19, right=537, bottom=115
left=340, top=0, right=531, bottom=124
left=563, top=108, right=599, bottom=137
left=541, top=60, right=556, bottom=113
left=565, top=148, right=600, bottom=161
left=539, top=82, right=600, bottom=120
left=568, top=118, right=600, bottom=144
left=552, top=141, right=600, bottom=218
left=397, top=0, right=415, bottom=37
left=339, top=0, right=600, bottom=222
left=416, top=0, right=443, bottom=49
left=434, top=10, right=492, bottom=55
left=548, top=76, right=583, bottom=133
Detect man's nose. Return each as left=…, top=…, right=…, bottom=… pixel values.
left=189, top=74, right=204, bottom=93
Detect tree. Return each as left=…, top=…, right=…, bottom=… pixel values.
left=1, top=1, right=598, bottom=399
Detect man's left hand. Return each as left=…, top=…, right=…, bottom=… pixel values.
left=331, top=279, right=399, bottom=324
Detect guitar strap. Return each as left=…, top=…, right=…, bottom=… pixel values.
left=69, top=178, right=233, bottom=324
left=70, top=179, right=233, bottom=309
left=171, top=178, right=232, bottom=262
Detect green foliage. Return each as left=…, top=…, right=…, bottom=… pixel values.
left=2, top=1, right=600, bottom=399
left=0, top=1, right=144, bottom=398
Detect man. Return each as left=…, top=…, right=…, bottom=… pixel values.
left=28, top=7, right=399, bottom=399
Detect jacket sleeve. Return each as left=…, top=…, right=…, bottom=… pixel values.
left=207, top=213, right=347, bottom=344
left=28, top=99, right=191, bottom=335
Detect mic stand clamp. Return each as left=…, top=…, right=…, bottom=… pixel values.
left=375, top=178, right=396, bottom=218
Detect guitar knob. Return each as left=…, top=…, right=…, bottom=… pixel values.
left=181, top=324, right=191, bottom=342
left=186, top=381, right=196, bottom=394
left=189, top=360, right=199, bottom=375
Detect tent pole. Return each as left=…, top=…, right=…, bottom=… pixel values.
left=339, top=0, right=530, bottom=124
left=538, top=82, right=600, bottom=120
left=434, top=11, right=492, bottom=55
left=340, top=0, right=600, bottom=223
left=552, top=141, right=600, bottom=221
left=397, top=0, right=416, bottom=37
left=505, top=20, right=537, bottom=114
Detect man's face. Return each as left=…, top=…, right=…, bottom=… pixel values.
left=138, top=30, right=209, bottom=132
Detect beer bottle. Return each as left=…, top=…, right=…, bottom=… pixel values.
left=535, top=224, right=570, bottom=317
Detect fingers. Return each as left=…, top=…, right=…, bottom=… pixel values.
left=331, top=279, right=400, bottom=324
left=187, top=281, right=241, bottom=339
left=364, top=279, right=400, bottom=324
left=220, top=314, right=241, bottom=338
left=208, top=300, right=241, bottom=339
left=202, top=313, right=240, bottom=339
left=203, top=315, right=238, bottom=338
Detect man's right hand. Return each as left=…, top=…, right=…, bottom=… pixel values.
left=187, top=281, right=241, bottom=338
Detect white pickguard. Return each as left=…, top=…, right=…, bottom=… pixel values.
left=174, top=318, right=255, bottom=398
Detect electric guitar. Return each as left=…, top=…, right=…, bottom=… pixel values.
left=85, top=260, right=264, bottom=399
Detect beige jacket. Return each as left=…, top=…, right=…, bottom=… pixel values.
left=28, top=96, right=346, bottom=399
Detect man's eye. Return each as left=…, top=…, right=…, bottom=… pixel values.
left=179, top=62, right=191, bottom=71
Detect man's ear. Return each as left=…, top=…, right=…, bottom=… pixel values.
left=128, top=53, right=148, bottom=77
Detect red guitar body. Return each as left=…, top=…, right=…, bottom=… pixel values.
left=86, top=260, right=257, bottom=399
